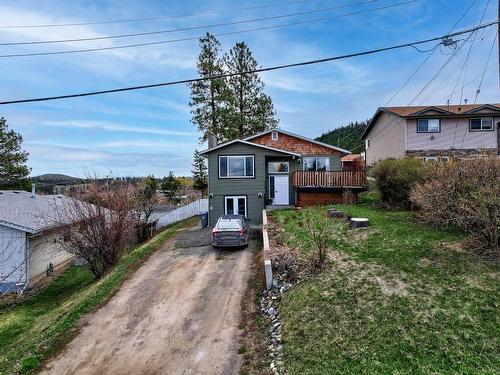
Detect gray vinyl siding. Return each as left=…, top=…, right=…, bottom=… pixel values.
left=207, top=143, right=291, bottom=225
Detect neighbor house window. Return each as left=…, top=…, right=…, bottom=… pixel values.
left=303, top=157, right=330, bottom=171
left=417, top=119, right=440, bottom=133
left=470, top=117, right=493, bottom=131
left=268, top=161, right=289, bottom=173
left=219, top=155, right=254, bottom=178
left=365, top=139, right=370, bottom=149
left=271, top=131, right=279, bottom=140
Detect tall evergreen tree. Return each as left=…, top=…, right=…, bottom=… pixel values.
left=224, top=42, right=278, bottom=139
left=160, top=171, right=181, bottom=202
left=0, top=117, right=30, bottom=189
left=188, top=33, right=228, bottom=143
left=191, top=149, right=208, bottom=195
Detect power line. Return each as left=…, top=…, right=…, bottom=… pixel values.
left=0, top=0, right=320, bottom=29
left=1, top=20, right=497, bottom=105
left=0, top=0, right=379, bottom=46
left=0, top=1, right=419, bottom=58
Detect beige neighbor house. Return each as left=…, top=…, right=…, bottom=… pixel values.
left=361, top=103, right=500, bottom=166
left=0, top=190, right=86, bottom=293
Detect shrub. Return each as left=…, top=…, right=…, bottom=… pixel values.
left=410, top=156, right=500, bottom=253
left=370, top=158, right=428, bottom=209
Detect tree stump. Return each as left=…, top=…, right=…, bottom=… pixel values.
left=330, top=210, right=345, bottom=218
left=327, top=208, right=343, bottom=218
left=349, top=218, right=370, bottom=229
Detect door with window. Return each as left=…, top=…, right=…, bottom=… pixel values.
left=269, top=175, right=289, bottom=205
left=224, top=196, right=247, bottom=216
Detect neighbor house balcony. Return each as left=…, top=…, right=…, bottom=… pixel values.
left=292, top=171, right=367, bottom=189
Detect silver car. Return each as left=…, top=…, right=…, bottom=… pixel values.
left=212, top=215, right=250, bottom=248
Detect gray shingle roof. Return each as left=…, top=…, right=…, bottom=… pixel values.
left=0, top=190, right=78, bottom=233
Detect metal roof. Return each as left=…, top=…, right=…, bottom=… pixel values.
left=0, top=190, right=80, bottom=234
left=199, top=139, right=301, bottom=156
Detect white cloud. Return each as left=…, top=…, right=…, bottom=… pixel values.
left=44, top=120, right=197, bottom=136
left=97, top=140, right=197, bottom=150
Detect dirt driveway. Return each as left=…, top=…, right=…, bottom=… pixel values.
left=40, top=226, right=258, bottom=375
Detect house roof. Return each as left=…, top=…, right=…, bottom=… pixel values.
left=244, top=129, right=351, bottom=154
left=0, top=190, right=81, bottom=234
left=361, top=103, right=500, bottom=139
left=199, top=139, right=301, bottom=157
left=341, top=154, right=362, bottom=162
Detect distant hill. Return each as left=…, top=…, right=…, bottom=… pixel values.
left=316, top=120, right=368, bottom=153
left=32, top=174, right=81, bottom=184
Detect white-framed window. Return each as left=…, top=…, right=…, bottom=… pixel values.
left=417, top=119, right=440, bottom=133
left=219, top=155, right=254, bottom=178
left=423, top=156, right=438, bottom=162
left=271, top=131, right=279, bottom=140
left=268, top=161, right=289, bottom=174
left=470, top=117, right=493, bottom=131
left=365, top=139, right=370, bottom=149
left=224, top=196, right=247, bottom=216
left=303, top=157, right=330, bottom=171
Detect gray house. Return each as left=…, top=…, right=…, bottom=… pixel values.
left=0, top=190, right=77, bottom=293
left=362, top=103, right=500, bottom=165
left=200, top=129, right=366, bottom=226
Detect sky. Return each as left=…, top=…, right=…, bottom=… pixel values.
left=0, top=0, right=499, bottom=178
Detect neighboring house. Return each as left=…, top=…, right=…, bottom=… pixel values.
left=362, top=103, right=500, bottom=165
left=341, top=154, right=365, bottom=171
left=0, top=190, right=80, bottom=293
left=200, top=129, right=367, bottom=225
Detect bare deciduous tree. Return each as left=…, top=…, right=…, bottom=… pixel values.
left=51, top=183, right=137, bottom=278
left=302, top=208, right=330, bottom=267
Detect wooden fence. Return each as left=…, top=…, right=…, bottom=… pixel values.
left=292, top=171, right=367, bottom=188
left=156, top=199, right=208, bottom=229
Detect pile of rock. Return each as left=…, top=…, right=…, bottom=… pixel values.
left=261, top=272, right=292, bottom=374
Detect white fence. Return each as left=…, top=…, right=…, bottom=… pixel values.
left=156, top=199, right=208, bottom=229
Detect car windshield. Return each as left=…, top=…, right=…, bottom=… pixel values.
left=218, top=219, right=242, bottom=230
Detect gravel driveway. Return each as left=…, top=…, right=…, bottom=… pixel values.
left=40, top=225, right=257, bottom=375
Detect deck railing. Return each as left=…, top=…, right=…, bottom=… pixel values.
left=292, top=171, right=367, bottom=188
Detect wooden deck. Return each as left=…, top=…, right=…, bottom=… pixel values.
left=292, top=171, right=367, bottom=188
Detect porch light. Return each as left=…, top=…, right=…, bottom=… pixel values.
left=258, top=193, right=263, bottom=198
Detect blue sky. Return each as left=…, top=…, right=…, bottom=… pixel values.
left=0, top=0, right=498, bottom=177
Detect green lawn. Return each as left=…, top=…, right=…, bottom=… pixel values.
left=0, top=217, right=198, bottom=375
left=270, top=205, right=499, bottom=375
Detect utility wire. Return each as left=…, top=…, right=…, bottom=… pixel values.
left=0, top=0, right=379, bottom=46
left=384, top=0, right=479, bottom=106
left=0, top=0, right=321, bottom=28
left=0, top=20, right=497, bottom=105
left=0, top=1, right=419, bottom=58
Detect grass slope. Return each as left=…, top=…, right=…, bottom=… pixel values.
left=270, top=205, right=499, bottom=375
left=0, top=216, right=198, bottom=375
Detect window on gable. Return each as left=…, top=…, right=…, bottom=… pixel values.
left=303, top=157, right=330, bottom=171
left=470, top=117, right=493, bottom=131
left=417, top=119, right=440, bottom=133
left=365, top=139, right=370, bottom=149
left=271, top=131, right=279, bottom=140
left=219, top=155, right=254, bottom=178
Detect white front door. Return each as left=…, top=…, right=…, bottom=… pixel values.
left=272, top=176, right=289, bottom=205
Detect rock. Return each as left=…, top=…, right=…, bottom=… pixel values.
left=267, top=307, right=276, bottom=316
